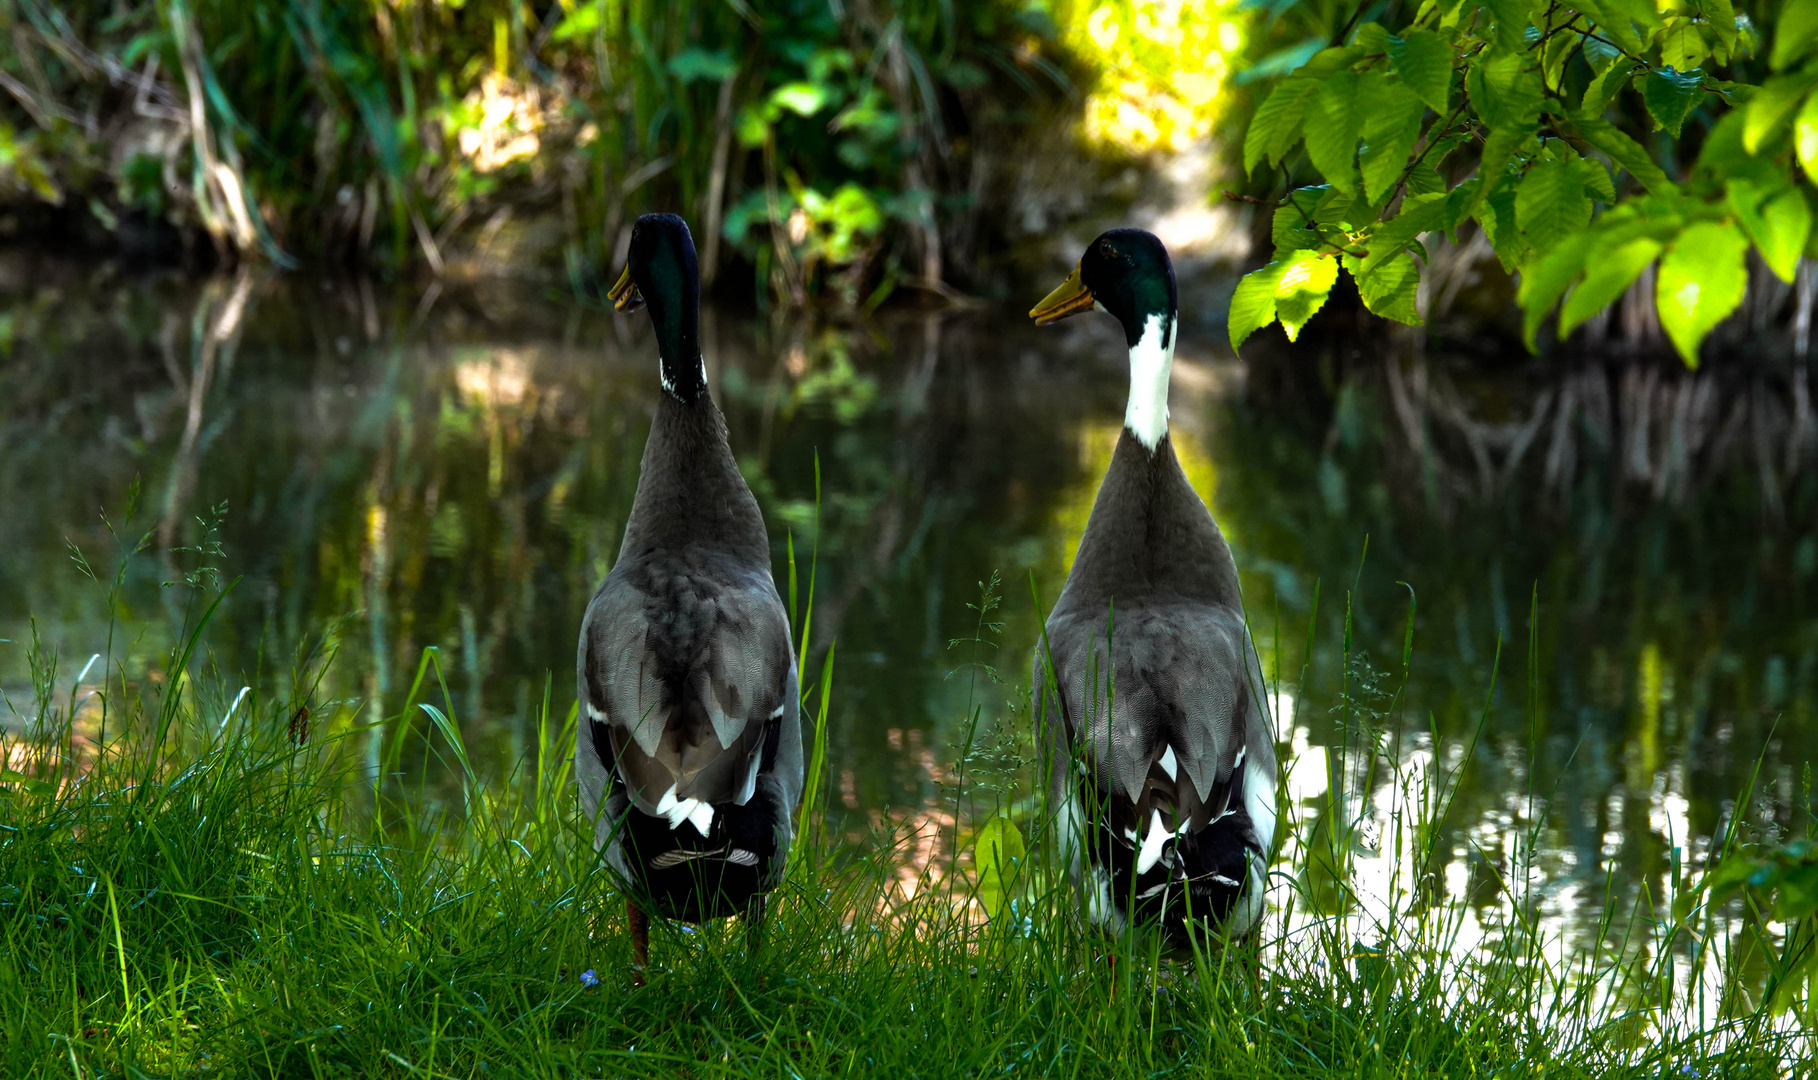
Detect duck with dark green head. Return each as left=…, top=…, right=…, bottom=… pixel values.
left=1029, top=228, right=1278, bottom=948
left=577, top=213, right=802, bottom=983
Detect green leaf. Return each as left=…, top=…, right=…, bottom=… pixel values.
left=1351, top=252, right=1423, bottom=325
left=1559, top=237, right=1660, bottom=336
left=1577, top=59, right=1634, bottom=119
left=1660, top=18, right=1710, bottom=71
left=1656, top=221, right=1749, bottom=366
left=1569, top=118, right=1674, bottom=194
left=1486, top=0, right=1531, bottom=52
left=1229, top=259, right=1291, bottom=348
left=1361, top=193, right=1449, bottom=275
left=1602, top=0, right=1666, bottom=35
left=1744, top=74, right=1817, bottom=154
left=1574, top=0, right=1645, bottom=55
left=1360, top=75, right=1427, bottom=205
left=734, top=106, right=771, bottom=148
left=1728, top=179, right=1812, bottom=283
left=1701, top=0, right=1739, bottom=55
left=1406, top=160, right=1447, bottom=196
left=1696, top=110, right=1761, bottom=180
left=1301, top=45, right=1366, bottom=76
left=1273, top=187, right=1329, bottom=249
left=1643, top=68, right=1706, bottom=137
left=1517, top=233, right=1592, bottom=348
left=1774, top=861, right=1818, bottom=922
left=1388, top=29, right=1453, bottom=113
left=1468, top=49, right=1543, bottom=129
left=1541, top=29, right=1578, bottom=92
left=1275, top=251, right=1340, bottom=341
left=1441, top=177, right=1483, bottom=235
left=1353, top=22, right=1393, bottom=53
left=1517, top=160, right=1591, bottom=255
left=1304, top=73, right=1361, bottom=194
left=1798, top=88, right=1818, bottom=177
left=1773, top=0, right=1818, bottom=70
left=1586, top=193, right=1689, bottom=249
left=973, top=813, right=1027, bottom=920
left=1311, top=185, right=1372, bottom=233
left=1245, top=77, right=1318, bottom=174
left=1469, top=124, right=1532, bottom=216
left=1239, top=39, right=1327, bottom=84
left=1478, top=182, right=1524, bottom=269
left=1573, top=158, right=1616, bottom=203
left=772, top=82, right=831, bottom=117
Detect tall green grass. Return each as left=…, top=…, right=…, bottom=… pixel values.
left=1, top=560, right=1811, bottom=1077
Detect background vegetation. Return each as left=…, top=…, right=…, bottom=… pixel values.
left=8, top=2, right=1818, bottom=360
left=0, top=0, right=1249, bottom=305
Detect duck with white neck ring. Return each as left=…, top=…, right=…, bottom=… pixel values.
left=576, top=213, right=803, bottom=985
left=1029, top=228, right=1278, bottom=950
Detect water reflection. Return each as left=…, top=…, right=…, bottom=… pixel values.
left=1228, top=343, right=1815, bottom=919
left=1, top=259, right=1813, bottom=993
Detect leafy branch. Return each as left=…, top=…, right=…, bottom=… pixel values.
left=1231, top=0, right=1818, bottom=367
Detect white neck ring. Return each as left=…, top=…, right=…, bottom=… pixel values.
left=1124, top=313, right=1174, bottom=450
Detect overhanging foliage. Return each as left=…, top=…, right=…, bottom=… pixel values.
left=1232, top=0, right=1818, bottom=366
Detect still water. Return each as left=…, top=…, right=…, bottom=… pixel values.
left=2, top=257, right=1814, bottom=957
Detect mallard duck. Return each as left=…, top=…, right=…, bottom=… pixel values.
left=575, top=213, right=802, bottom=982
left=1028, top=228, right=1277, bottom=948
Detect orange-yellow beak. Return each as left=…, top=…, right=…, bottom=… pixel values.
left=608, top=265, right=645, bottom=312
left=1029, top=263, right=1094, bottom=325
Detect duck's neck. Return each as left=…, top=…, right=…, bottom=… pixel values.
left=1123, top=311, right=1175, bottom=451
left=622, top=393, right=769, bottom=565
left=651, top=284, right=708, bottom=402
left=659, top=347, right=708, bottom=403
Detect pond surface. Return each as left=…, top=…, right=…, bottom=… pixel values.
left=3, top=255, right=1815, bottom=960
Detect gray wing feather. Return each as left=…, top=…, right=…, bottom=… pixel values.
left=581, top=579, right=667, bottom=755
left=1038, top=602, right=1273, bottom=821
left=579, top=565, right=797, bottom=816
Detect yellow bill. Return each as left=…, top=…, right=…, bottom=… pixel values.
left=608, top=265, right=645, bottom=312
left=1029, top=264, right=1095, bottom=325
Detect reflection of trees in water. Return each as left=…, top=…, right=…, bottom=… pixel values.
left=1380, top=357, right=1818, bottom=515
left=723, top=314, right=1104, bottom=819
left=0, top=271, right=1099, bottom=821
left=1216, top=350, right=1817, bottom=938
left=5, top=270, right=648, bottom=789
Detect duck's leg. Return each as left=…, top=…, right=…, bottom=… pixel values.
left=627, top=899, right=650, bottom=987
left=745, top=894, right=768, bottom=957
